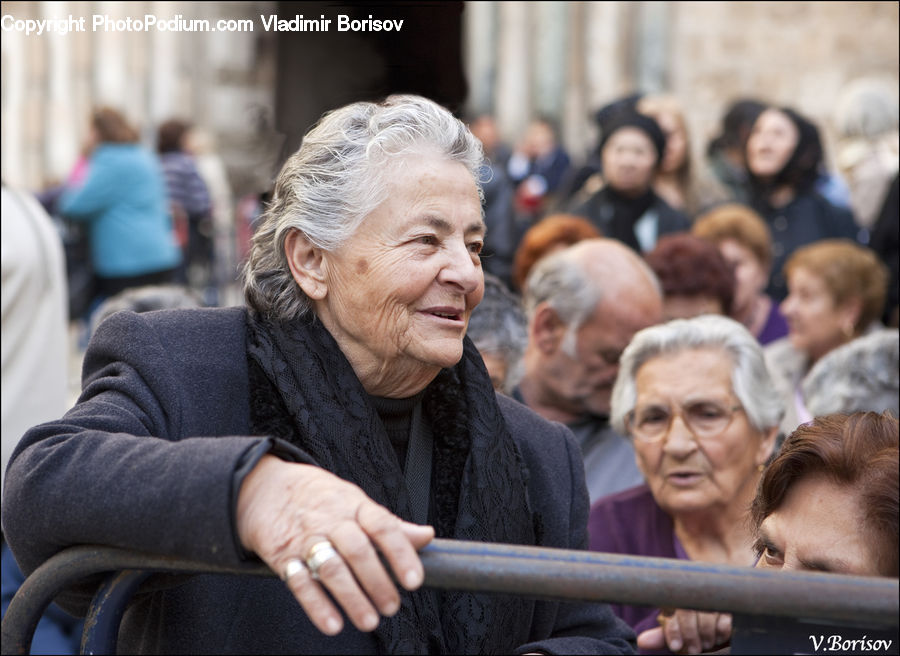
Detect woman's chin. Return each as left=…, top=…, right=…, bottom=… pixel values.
left=415, top=340, right=465, bottom=370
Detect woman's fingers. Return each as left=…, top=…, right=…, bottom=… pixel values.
left=280, top=556, right=345, bottom=635
left=307, top=543, right=383, bottom=632
left=356, top=503, right=433, bottom=590
left=661, top=611, right=685, bottom=652
left=329, top=521, right=401, bottom=618
left=401, top=521, right=437, bottom=550
left=715, top=612, right=733, bottom=646
left=636, top=626, right=666, bottom=651
left=658, top=609, right=731, bottom=654
left=696, top=611, right=719, bottom=651
left=236, top=457, right=435, bottom=635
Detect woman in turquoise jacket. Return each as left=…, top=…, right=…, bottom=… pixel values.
left=59, top=107, right=181, bottom=301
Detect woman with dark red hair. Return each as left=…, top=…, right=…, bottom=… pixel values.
left=643, top=233, right=735, bottom=322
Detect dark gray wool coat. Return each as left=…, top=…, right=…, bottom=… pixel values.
left=3, top=307, right=635, bottom=655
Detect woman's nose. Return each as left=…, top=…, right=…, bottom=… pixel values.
left=661, top=413, right=698, bottom=455
left=438, top=240, right=482, bottom=294
left=780, top=294, right=795, bottom=317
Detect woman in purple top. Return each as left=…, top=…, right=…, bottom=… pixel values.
left=692, top=203, right=789, bottom=345
left=589, top=315, right=784, bottom=654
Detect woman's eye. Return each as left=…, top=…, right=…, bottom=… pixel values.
left=468, top=241, right=484, bottom=255
left=694, top=404, right=725, bottom=419
left=640, top=411, right=667, bottom=425
left=761, top=545, right=783, bottom=567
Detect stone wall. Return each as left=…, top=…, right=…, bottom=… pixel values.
left=3, top=1, right=897, bottom=193
left=465, top=1, right=900, bottom=170
left=1, top=1, right=278, bottom=194
left=668, top=1, right=899, bottom=171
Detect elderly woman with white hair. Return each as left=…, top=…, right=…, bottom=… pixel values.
left=589, top=314, right=784, bottom=654
left=3, top=95, right=634, bottom=655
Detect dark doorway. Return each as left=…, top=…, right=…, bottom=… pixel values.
left=273, top=1, right=467, bottom=165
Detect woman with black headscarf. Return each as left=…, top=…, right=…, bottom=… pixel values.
left=745, top=106, right=858, bottom=301
left=567, top=112, right=691, bottom=254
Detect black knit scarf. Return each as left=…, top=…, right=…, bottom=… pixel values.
left=603, top=186, right=657, bottom=253
left=245, top=312, right=537, bottom=654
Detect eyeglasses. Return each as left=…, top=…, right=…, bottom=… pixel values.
left=625, top=401, right=744, bottom=443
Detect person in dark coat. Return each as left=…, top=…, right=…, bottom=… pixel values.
left=2, top=95, right=635, bottom=655
left=567, top=112, right=691, bottom=254
left=744, top=106, right=859, bottom=301
left=157, top=118, right=214, bottom=293
left=705, top=98, right=767, bottom=205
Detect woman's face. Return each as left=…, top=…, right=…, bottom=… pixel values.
left=631, top=348, right=776, bottom=518
left=718, top=238, right=769, bottom=315
left=746, top=109, right=799, bottom=180
left=601, top=127, right=658, bottom=197
left=654, top=111, right=688, bottom=174
left=780, top=267, right=857, bottom=362
left=311, top=155, right=486, bottom=396
left=755, top=474, right=881, bottom=576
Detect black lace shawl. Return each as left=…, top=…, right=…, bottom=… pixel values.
left=245, top=312, right=539, bottom=654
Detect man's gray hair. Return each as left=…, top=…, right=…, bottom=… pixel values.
left=521, top=240, right=662, bottom=357
left=610, top=314, right=785, bottom=435
left=522, top=248, right=603, bottom=335
left=467, top=274, right=528, bottom=393
left=242, top=94, right=485, bottom=320
left=803, top=329, right=899, bottom=417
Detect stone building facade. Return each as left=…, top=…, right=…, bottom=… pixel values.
left=2, top=1, right=897, bottom=196
left=2, top=1, right=279, bottom=193
left=465, top=1, right=899, bottom=171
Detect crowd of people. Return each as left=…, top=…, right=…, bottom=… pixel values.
left=32, top=107, right=234, bottom=328
left=1, top=83, right=898, bottom=655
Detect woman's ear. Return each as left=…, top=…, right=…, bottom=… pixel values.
left=838, top=296, right=864, bottom=335
left=284, top=229, right=327, bottom=300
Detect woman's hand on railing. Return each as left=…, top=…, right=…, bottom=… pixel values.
left=638, top=608, right=732, bottom=653
left=235, top=455, right=434, bottom=636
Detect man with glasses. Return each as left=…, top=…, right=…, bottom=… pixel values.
left=513, top=238, right=664, bottom=503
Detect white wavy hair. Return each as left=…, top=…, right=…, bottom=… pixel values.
left=803, top=329, right=899, bottom=417
left=610, top=314, right=785, bottom=435
left=242, top=94, right=485, bottom=320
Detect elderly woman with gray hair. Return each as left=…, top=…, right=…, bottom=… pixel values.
left=589, top=314, right=784, bottom=654
left=3, top=95, right=634, bottom=654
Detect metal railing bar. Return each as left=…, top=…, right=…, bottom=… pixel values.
left=2, top=539, right=896, bottom=656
